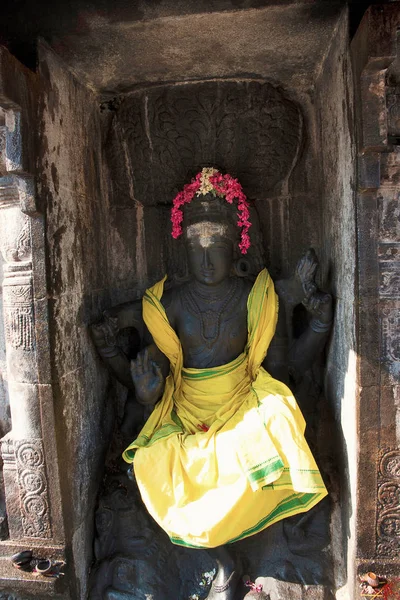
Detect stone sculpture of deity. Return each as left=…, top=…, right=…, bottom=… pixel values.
left=91, top=168, right=333, bottom=600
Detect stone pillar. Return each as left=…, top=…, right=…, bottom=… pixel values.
left=0, top=180, right=52, bottom=539
left=352, top=3, right=400, bottom=587
left=0, top=45, right=64, bottom=564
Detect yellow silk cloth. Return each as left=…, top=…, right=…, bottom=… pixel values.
left=123, top=269, right=327, bottom=548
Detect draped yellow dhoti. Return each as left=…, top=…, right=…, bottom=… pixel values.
left=123, top=269, right=327, bottom=548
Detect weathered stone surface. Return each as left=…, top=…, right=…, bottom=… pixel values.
left=0, top=2, right=395, bottom=599
left=314, top=9, right=357, bottom=594
left=0, top=251, right=10, bottom=439
left=106, top=81, right=302, bottom=204
left=352, top=3, right=400, bottom=593
left=248, top=577, right=333, bottom=599
left=0, top=42, right=66, bottom=598
left=37, top=42, right=115, bottom=599
left=45, top=3, right=344, bottom=94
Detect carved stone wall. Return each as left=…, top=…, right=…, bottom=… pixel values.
left=0, top=3, right=390, bottom=598
left=376, top=449, right=400, bottom=558
left=92, top=15, right=355, bottom=599
left=36, top=41, right=119, bottom=600
left=104, top=79, right=324, bottom=290
left=352, top=3, right=400, bottom=588
left=0, top=44, right=65, bottom=598
left=313, top=10, right=357, bottom=595
left=0, top=251, right=9, bottom=439
left=106, top=81, right=302, bottom=206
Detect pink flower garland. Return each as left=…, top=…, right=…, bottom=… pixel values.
left=170, top=169, right=251, bottom=254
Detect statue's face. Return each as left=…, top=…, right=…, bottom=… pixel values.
left=185, top=221, right=234, bottom=285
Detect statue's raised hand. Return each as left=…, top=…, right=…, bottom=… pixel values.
left=91, top=315, right=119, bottom=358
left=295, top=248, right=318, bottom=302
left=303, top=290, right=333, bottom=326
left=131, top=347, right=164, bottom=406
left=295, top=249, right=333, bottom=330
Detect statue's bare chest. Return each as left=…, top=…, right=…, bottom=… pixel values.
left=172, top=279, right=250, bottom=368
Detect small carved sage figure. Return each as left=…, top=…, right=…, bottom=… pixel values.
left=91, top=168, right=333, bottom=600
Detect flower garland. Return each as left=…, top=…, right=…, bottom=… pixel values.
left=171, top=167, right=251, bottom=254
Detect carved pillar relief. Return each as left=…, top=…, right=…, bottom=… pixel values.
left=0, top=175, right=50, bottom=539
left=376, top=449, right=400, bottom=558
left=353, top=5, right=400, bottom=572
left=0, top=48, right=59, bottom=545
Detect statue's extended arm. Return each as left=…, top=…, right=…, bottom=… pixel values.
left=91, top=315, right=135, bottom=391
left=272, top=249, right=333, bottom=381
left=288, top=291, right=332, bottom=376
left=91, top=300, right=170, bottom=408
left=130, top=346, right=168, bottom=407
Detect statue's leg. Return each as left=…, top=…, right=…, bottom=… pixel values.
left=205, top=545, right=240, bottom=599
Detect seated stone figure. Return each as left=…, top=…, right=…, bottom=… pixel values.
left=92, top=168, right=333, bottom=600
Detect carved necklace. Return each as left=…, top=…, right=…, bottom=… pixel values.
left=183, top=278, right=239, bottom=348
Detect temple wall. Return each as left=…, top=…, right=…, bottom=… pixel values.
left=351, top=4, right=400, bottom=584
left=2, top=3, right=397, bottom=598
left=0, top=112, right=10, bottom=439
left=314, top=9, right=358, bottom=596
left=0, top=253, right=10, bottom=438
left=37, top=44, right=116, bottom=599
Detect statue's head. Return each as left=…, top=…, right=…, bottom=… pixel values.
left=182, top=195, right=236, bottom=285
left=171, top=168, right=251, bottom=249
left=170, top=168, right=251, bottom=284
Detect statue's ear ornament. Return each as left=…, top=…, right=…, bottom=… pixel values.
left=171, top=167, right=252, bottom=254
left=234, top=257, right=251, bottom=278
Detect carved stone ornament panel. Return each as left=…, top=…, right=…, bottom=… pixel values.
left=381, top=309, right=400, bottom=363
left=376, top=449, right=400, bottom=557
left=379, top=264, right=400, bottom=299
left=15, top=439, right=52, bottom=538
left=106, top=80, right=302, bottom=206
left=3, top=282, right=34, bottom=352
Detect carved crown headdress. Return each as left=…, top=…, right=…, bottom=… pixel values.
left=170, top=168, right=251, bottom=254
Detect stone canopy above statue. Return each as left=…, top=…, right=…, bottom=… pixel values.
left=105, top=81, right=302, bottom=206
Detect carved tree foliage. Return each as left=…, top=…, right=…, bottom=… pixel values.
left=105, top=81, right=302, bottom=206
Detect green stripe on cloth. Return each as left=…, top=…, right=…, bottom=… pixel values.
left=227, top=492, right=321, bottom=543
left=123, top=409, right=183, bottom=461
left=262, top=468, right=326, bottom=490
left=248, top=455, right=283, bottom=473
left=150, top=423, right=182, bottom=444
left=182, top=353, right=246, bottom=381
left=247, top=457, right=284, bottom=484
left=169, top=491, right=325, bottom=548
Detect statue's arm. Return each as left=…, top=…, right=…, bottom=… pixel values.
left=273, top=249, right=333, bottom=379
left=90, top=308, right=138, bottom=391
left=130, top=345, right=169, bottom=407
left=288, top=292, right=332, bottom=376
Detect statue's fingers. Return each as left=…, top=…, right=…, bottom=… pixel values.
left=135, top=352, right=144, bottom=374
left=143, top=347, right=150, bottom=372
left=310, top=262, right=318, bottom=279
left=312, top=296, right=321, bottom=312
left=304, top=282, right=317, bottom=301
left=321, top=293, right=332, bottom=304
left=130, top=359, right=138, bottom=377
left=296, top=255, right=307, bottom=276
left=152, top=361, right=163, bottom=382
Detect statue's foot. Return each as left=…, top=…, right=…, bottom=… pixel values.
left=206, top=568, right=240, bottom=600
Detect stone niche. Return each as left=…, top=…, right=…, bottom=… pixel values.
left=0, top=2, right=398, bottom=600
